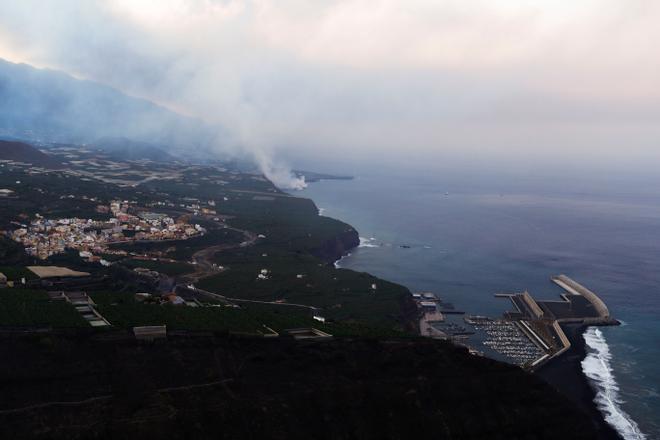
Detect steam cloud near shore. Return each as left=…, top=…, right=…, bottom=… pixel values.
left=253, top=152, right=306, bottom=190
left=5, top=1, right=660, bottom=176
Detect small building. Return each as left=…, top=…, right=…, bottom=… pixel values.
left=285, top=328, right=333, bottom=340
left=27, top=266, right=91, bottom=279
left=164, top=294, right=185, bottom=305
left=420, top=301, right=437, bottom=310
left=133, top=325, right=167, bottom=341
left=63, top=291, right=91, bottom=306
left=135, top=292, right=152, bottom=301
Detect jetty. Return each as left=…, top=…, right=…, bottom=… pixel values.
left=544, top=275, right=615, bottom=324
left=486, top=275, right=617, bottom=370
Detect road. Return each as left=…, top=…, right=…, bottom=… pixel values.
left=177, top=285, right=320, bottom=314
left=181, top=227, right=258, bottom=283
left=175, top=225, right=320, bottom=315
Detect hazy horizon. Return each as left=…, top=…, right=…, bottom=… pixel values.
left=2, top=1, right=660, bottom=183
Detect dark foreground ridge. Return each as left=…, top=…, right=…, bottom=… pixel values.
left=0, top=332, right=614, bottom=440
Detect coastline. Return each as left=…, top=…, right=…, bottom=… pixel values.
left=326, top=222, right=620, bottom=437
left=304, top=182, right=626, bottom=438
left=323, top=221, right=620, bottom=438
left=537, top=324, right=621, bottom=439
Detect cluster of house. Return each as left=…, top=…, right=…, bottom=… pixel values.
left=411, top=292, right=441, bottom=311
left=144, top=198, right=221, bottom=217
left=8, top=201, right=205, bottom=260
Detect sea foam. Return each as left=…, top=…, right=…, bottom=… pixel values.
left=334, top=252, right=351, bottom=269
left=582, top=327, right=646, bottom=440
left=359, top=237, right=379, bottom=248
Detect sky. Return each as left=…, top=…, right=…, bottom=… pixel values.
left=1, top=0, right=660, bottom=178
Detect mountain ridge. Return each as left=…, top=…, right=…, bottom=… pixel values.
left=0, top=58, right=222, bottom=158
left=0, top=139, right=63, bottom=169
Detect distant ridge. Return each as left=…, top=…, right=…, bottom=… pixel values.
left=0, top=58, right=222, bottom=157
left=93, top=137, right=176, bottom=162
left=0, top=139, right=63, bottom=169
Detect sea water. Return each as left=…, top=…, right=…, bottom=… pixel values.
left=300, top=170, right=660, bottom=439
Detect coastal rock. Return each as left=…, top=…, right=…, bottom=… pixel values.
left=312, top=227, right=360, bottom=264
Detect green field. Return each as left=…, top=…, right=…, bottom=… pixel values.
left=197, top=249, right=407, bottom=326
left=0, top=289, right=88, bottom=327
left=90, top=291, right=405, bottom=337
left=0, top=266, right=38, bottom=282
left=120, top=259, right=195, bottom=276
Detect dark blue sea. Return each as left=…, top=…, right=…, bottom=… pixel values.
left=300, top=170, right=660, bottom=440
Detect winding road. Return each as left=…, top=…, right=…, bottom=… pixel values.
left=182, top=226, right=258, bottom=283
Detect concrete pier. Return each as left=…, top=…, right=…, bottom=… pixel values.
left=489, top=275, right=616, bottom=369
left=551, top=274, right=612, bottom=321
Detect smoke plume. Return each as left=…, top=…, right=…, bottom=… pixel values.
left=253, top=150, right=306, bottom=190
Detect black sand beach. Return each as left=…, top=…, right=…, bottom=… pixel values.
left=537, top=324, right=620, bottom=439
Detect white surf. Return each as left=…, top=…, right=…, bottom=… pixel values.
left=582, top=327, right=646, bottom=440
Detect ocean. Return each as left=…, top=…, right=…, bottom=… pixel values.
left=300, top=170, right=660, bottom=440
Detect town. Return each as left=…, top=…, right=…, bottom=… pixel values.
left=7, top=200, right=206, bottom=261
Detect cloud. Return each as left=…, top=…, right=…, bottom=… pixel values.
left=1, top=0, right=660, bottom=172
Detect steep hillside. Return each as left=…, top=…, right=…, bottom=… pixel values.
left=0, top=140, right=63, bottom=169
left=0, top=58, right=220, bottom=156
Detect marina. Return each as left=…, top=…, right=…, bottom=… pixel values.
left=415, top=275, right=616, bottom=370
left=468, top=317, right=545, bottom=367
left=412, top=292, right=472, bottom=339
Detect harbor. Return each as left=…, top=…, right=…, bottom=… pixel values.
left=467, top=316, right=545, bottom=366
left=414, top=275, right=617, bottom=370
left=412, top=292, right=472, bottom=340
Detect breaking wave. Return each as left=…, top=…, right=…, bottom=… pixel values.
left=334, top=252, right=351, bottom=268
left=359, top=237, right=379, bottom=248
left=582, top=327, right=646, bottom=440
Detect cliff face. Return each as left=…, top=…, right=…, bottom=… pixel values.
left=312, top=226, right=359, bottom=264
left=0, top=334, right=608, bottom=440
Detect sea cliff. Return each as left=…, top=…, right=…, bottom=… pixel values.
left=312, top=226, right=360, bottom=263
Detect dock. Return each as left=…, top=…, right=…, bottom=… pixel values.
left=551, top=275, right=614, bottom=324
left=481, top=275, right=617, bottom=370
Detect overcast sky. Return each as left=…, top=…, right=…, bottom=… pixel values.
left=1, top=0, right=660, bottom=173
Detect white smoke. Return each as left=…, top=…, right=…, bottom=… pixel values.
left=253, top=150, right=306, bottom=190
